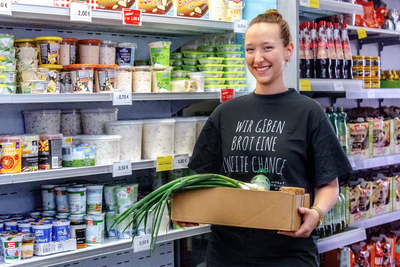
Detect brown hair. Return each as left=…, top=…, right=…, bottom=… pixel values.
left=247, top=9, right=292, bottom=47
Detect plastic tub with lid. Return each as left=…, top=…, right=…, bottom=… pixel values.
left=39, top=64, right=63, bottom=93
left=32, top=223, right=52, bottom=243
left=198, top=46, right=216, bottom=52
left=105, top=120, right=143, bottom=161
left=224, top=78, right=246, bottom=85
left=227, top=84, right=247, bottom=92
left=201, top=71, right=224, bottom=78
left=0, top=34, right=15, bottom=48
left=85, top=213, right=104, bottom=245
left=52, top=220, right=70, bottom=241
left=224, top=64, right=245, bottom=72
left=23, top=110, right=61, bottom=134
left=0, top=70, right=17, bottom=83
left=132, top=66, right=152, bottom=92
left=79, top=135, right=121, bottom=165
left=0, top=83, right=16, bottom=94
left=148, top=41, right=171, bottom=68
left=204, top=78, right=226, bottom=85
left=182, top=51, right=208, bottom=59
left=61, top=109, right=83, bottom=136
left=116, top=42, right=137, bottom=66
left=0, top=135, right=21, bottom=174
left=69, top=214, right=85, bottom=225
left=18, top=81, right=47, bottom=94
left=169, top=59, right=183, bottom=67
left=19, top=67, right=49, bottom=82
left=223, top=58, right=245, bottom=65
left=34, top=36, right=62, bottom=65
left=204, top=85, right=226, bottom=92
left=17, top=58, right=39, bottom=71
left=55, top=186, right=69, bottom=213
left=171, top=70, right=190, bottom=79
left=68, top=187, right=87, bottom=215
left=86, top=185, right=104, bottom=213
left=182, top=58, right=198, bottom=66
left=151, top=67, right=172, bottom=92
left=94, top=64, right=117, bottom=93
left=14, top=39, right=35, bottom=48
left=0, top=57, right=17, bottom=70
left=223, top=71, right=245, bottom=78
left=188, top=72, right=205, bottom=92
left=77, top=39, right=101, bottom=64
left=198, top=57, right=224, bottom=65
left=215, top=44, right=243, bottom=52
left=216, top=51, right=243, bottom=58
left=116, top=66, right=132, bottom=91
left=69, top=64, right=95, bottom=93
left=142, top=119, right=175, bottom=159
left=174, top=117, right=197, bottom=156
left=81, top=108, right=118, bottom=134
left=198, top=64, right=225, bottom=72
left=181, top=65, right=198, bottom=72
left=16, top=47, right=38, bottom=59
left=100, top=41, right=117, bottom=65
left=170, top=53, right=182, bottom=60
left=60, top=38, right=78, bottom=66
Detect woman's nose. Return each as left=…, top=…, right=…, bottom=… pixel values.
left=254, top=50, right=264, bottom=63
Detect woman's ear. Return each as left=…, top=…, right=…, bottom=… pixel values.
left=285, top=42, right=294, bottom=62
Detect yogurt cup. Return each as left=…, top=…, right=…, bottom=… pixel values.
left=174, top=117, right=197, bottom=156
left=81, top=108, right=118, bottom=135
left=30, top=212, right=41, bottom=219
left=188, top=72, right=205, bottom=92
left=23, top=110, right=61, bottom=134
left=68, top=187, right=87, bottom=215
left=55, top=186, right=69, bottom=213
left=56, top=214, right=69, bottom=220
left=4, top=221, right=18, bottom=231
left=41, top=185, right=57, bottom=211
left=17, top=221, right=33, bottom=233
left=79, top=135, right=121, bottom=165
left=32, top=223, right=52, bottom=243
left=151, top=67, right=172, bottom=92
left=115, top=184, right=138, bottom=214
left=85, top=213, right=104, bottom=245
left=149, top=41, right=171, bottom=68
left=116, top=42, right=137, bottom=66
left=142, top=119, right=175, bottom=159
left=86, top=185, right=104, bottom=213
left=52, top=220, right=70, bottom=241
left=41, top=211, right=57, bottom=217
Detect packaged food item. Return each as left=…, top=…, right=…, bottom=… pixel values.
left=176, top=0, right=209, bottom=18
left=62, top=145, right=95, bottom=167
left=55, top=186, right=69, bottom=213
left=205, top=78, right=226, bottom=85
left=138, top=0, right=175, bottom=15
left=69, top=64, right=95, bottom=93
left=19, top=67, right=49, bottom=82
left=41, top=184, right=57, bottom=211
left=142, top=119, right=175, bottom=159
left=115, top=66, right=132, bottom=91
left=81, top=108, right=118, bottom=134
left=79, top=135, right=121, bottom=165
left=348, top=120, right=370, bottom=159
left=371, top=174, right=391, bottom=216
left=116, top=42, right=137, bottom=66
left=69, top=220, right=86, bottom=249
left=0, top=34, right=14, bottom=48
left=21, top=233, right=35, bottom=259
left=198, top=64, right=225, bottom=72
left=353, top=55, right=364, bottom=66
left=40, top=64, right=62, bottom=93
left=0, top=135, right=22, bottom=174
left=16, top=47, right=38, bottom=59
left=19, top=81, right=47, bottom=94
left=34, top=36, right=62, bottom=65
left=14, top=38, right=35, bottom=48
left=0, top=70, right=17, bottom=83
left=174, top=117, right=196, bottom=156
left=77, top=39, right=101, bottom=64
left=371, top=77, right=380, bottom=89
left=61, top=109, right=82, bottom=136
left=52, top=220, right=70, bottom=242
left=182, top=58, right=198, bottom=66
left=344, top=179, right=372, bottom=224
left=94, top=64, right=117, bottom=93
left=85, top=213, right=104, bottom=245
left=170, top=53, right=182, bottom=60
left=99, top=41, right=116, bottom=65
left=188, top=72, right=205, bottom=92
left=132, top=66, right=152, bottom=92
left=105, top=211, right=117, bottom=238
left=59, top=38, right=78, bottom=66
left=23, top=109, right=61, bottom=134
left=21, top=134, right=39, bottom=172
left=151, top=67, right=172, bottom=92
left=39, top=134, right=63, bottom=170
left=16, top=58, right=39, bottom=70
left=0, top=233, right=23, bottom=263
left=4, top=221, right=18, bottom=231
left=201, top=71, right=224, bottom=78
left=86, top=185, right=104, bottom=214
left=0, top=57, right=16, bottom=70
left=69, top=214, right=85, bottom=225
left=117, top=214, right=134, bottom=239
left=170, top=59, right=182, bottom=67
left=115, top=184, right=138, bottom=213
left=104, top=185, right=118, bottom=212
left=60, top=67, right=72, bottom=93
left=32, top=223, right=52, bottom=244
left=0, top=82, right=16, bottom=94
left=17, top=221, right=32, bottom=233
left=181, top=65, right=198, bottom=72
left=105, top=120, right=143, bottom=161
left=171, top=70, right=189, bottom=79
left=195, top=117, right=208, bottom=140
left=135, top=59, right=150, bottom=66
left=149, top=41, right=171, bottom=67
left=209, top=0, right=226, bottom=21
left=68, top=187, right=87, bottom=215
left=226, top=0, right=243, bottom=21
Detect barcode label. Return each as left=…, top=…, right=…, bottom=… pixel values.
left=52, top=157, right=59, bottom=168
left=7, top=72, right=14, bottom=83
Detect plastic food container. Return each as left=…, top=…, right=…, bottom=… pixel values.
left=41, top=210, right=56, bottom=217
left=216, top=51, right=243, bottom=58
left=223, top=58, right=245, bottom=65
left=198, top=64, right=225, bottom=72
left=0, top=70, right=17, bottom=83
left=142, top=119, right=175, bottom=159
left=215, top=44, right=243, bottom=52
left=0, top=34, right=14, bottom=48
left=133, top=66, right=152, bottom=93
left=56, top=214, right=70, bottom=219
left=59, top=38, right=77, bottom=66
left=23, top=110, right=61, bottom=134
left=94, top=64, right=117, bottom=93
left=100, top=41, right=117, bottom=65
left=201, top=71, right=224, bottom=78
left=182, top=58, right=198, bottom=66
left=198, top=57, right=224, bottom=65
left=70, top=223, right=86, bottom=249
left=223, top=71, right=245, bottom=78
left=149, top=41, right=171, bottom=68
left=227, top=84, right=247, bottom=92
left=174, top=117, right=197, bottom=156
left=19, top=68, right=49, bottom=82
left=198, top=46, right=216, bottom=52
left=0, top=83, right=16, bottom=94
left=204, top=85, right=226, bottom=92
left=224, top=64, right=245, bottom=71
left=181, top=65, right=198, bottom=72
left=68, top=187, right=87, bottom=215
left=116, top=66, right=132, bottom=91
left=42, top=185, right=57, bottom=211
left=105, top=120, right=143, bottom=161
left=170, top=59, right=183, bottom=67
left=105, top=211, right=117, bottom=238
left=195, top=116, right=208, bottom=140
left=61, top=109, right=83, bottom=136
left=170, top=79, right=189, bottom=92
left=1, top=233, right=23, bottom=263
left=69, top=64, right=95, bottom=93
left=78, top=39, right=101, bottom=64
left=188, top=72, right=205, bottom=92
left=39, top=134, right=63, bottom=170
left=182, top=51, right=208, bottom=59
left=170, top=53, right=182, bottom=60
left=171, top=70, right=190, bottom=79
left=116, top=42, right=137, bottom=66
left=0, top=58, right=17, bottom=70
left=173, top=66, right=182, bottom=71
left=40, top=64, right=62, bottom=93
left=21, top=134, right=39, bottom=172
left=69, top=214, right=85, bottom=225
left=81, top=108, right=118, bottom=134
left=14, top=38, right=35, bottom=48
left=204, top=78, right=226, bottom=85
left=34, top=36, right=62, bottom=65
left=4, top=221, right=18, bottom=231
left=32, top=223, right=52, bottom=243
left=225, top=78, right=246, bottom=85
left=17, top=221, right=33, bottom=233
left=17, top=59, right=39, bottom=71
left=79, top=135, right=121, bottom=165
left=16, top=47, right=38, bottom=59
left=151, top=67, right=172, bottom=92
left=21, top=233, right=35, bottom=259
left=86, top=185, right=104, bottom=213
left=117, top=215, right=133, bottom=239
left=19, top=81, right=47, bottom=94
left=364, top=56, right=371, bottom=66
left=0, top=136, right=21, bottom=174
left=52, top=220, right=70, bottom=241
left=55, top=186, right=69, bottom=213
left=60, top=68, right=72, bottom=93
left=85, top=213, right=104, bottom=245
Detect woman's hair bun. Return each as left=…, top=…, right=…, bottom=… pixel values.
left=265, top=9, right=282, bottom=19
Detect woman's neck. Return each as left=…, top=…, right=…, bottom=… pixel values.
left=254, top=78, right=288, bottom=95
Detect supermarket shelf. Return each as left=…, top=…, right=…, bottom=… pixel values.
left=317, top=227, right=366, bottom=254
left=348, top=25, right=400, bottom=39
left=0, top=225, right=211, bottom=267
left=300, top=79, right=363, bottom=92
left=350, top=210, right=400, bottom=229
left=299, top=0, right=363, bottom=18
left=0, top=3, right=233, bottom=36
left=346, top=89, right=400, bottom=99
left=349, top=154, right=400, bottom=171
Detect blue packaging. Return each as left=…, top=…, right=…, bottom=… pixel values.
left=17, top=221, right=33, bottom=233
left=0, top=222, right=3, bottom=231
left=32, top=223, right=52, bottom=243
left=52, top=220, right=70, bottom=242
left=4, top=221, right=18, bottom=231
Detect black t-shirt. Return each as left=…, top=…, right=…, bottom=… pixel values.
left=188, top=88, right=353, bottom=266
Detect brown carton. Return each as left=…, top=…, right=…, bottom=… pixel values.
left=171, top=187, right=310, bottom=231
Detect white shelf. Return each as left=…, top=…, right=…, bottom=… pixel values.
left=0, top=225, right=211, bottom=267
left=299, top=0, right=363, bottom=17
left=346, top=89, right=400, bottom=99
left=317, top=228, right=366, bottom=254
left=300, top=79, right=363, bottom=92
left=349, top=210, right=400, bottom=229
left=349, top=154, right=400, bottom=171
left=347, top=25, right=400, bottom=38
left=1, top=3, right=233, bottom=36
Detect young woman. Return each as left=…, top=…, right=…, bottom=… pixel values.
left=187, top=10, right=353, bottom=266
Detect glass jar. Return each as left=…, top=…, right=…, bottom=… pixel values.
left=364, top=56, right=371, bottom=66
left=371, top=56, right=380, bottom=67
left=364, top=65, right=371, bottom=77
left=116, top=66, right=132, bottom=91
left=34, top=36, right=63, bottom=65
left=364, top=77, right=372, bottom=89
left=60, top=38, right=78, bottom=66
left=371, top=77, right=380, bottom=89
left=352, top=55, right=364, bottom=66
left=352, top=65, right=364, bottom=79
left=100, top=41, right=117, bottom=65
left=77, top=39, right=101, bottom=64
left=371, top=65, right=379, bottom=77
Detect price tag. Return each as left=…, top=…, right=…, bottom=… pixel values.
left=310, top=0, right=319, bottom=8
left=357, top=28, right=367, bottom=39
left=112, top=160, right=132, bottom=177
left=333, top=81, right=344, bottom=91
left=367, top=90, right=375, bottom=98
left=299, top=80, right=311, bottom=91
left=70, top=2, right=92, bottom=22
left=299, top=0, right=310, bottom=7
left=220, top=88, right=235, bottom=102
left=157, top=156, right=173, bottom=172
left=0, top=0, right=11, bottom=16
left=113, top=90, right=132, bottom=106
left=234, top=20, right=248, bottom=34
left=173, top=154, right=189, bottom=170
left=133, top=234, right=151, bottom=253
left=123, top=9, right=142, bottom=25
left=348, top=157, right=356, bottom=169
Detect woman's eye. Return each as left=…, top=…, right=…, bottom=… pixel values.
left=246, top=48, right=254, bottom=52
left=264, top=46, right=273, bottom=50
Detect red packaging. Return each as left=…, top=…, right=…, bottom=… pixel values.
left=376, top=7, right=386, bottom=28
left=360, top=1, right=379, bottom=28
left=374, top=241, right=384, bottom=267
left=395, top=236, right=400, bottom=267
left=356, top=245, right=371, bottom=267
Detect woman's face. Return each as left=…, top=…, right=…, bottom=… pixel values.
left=245, top=23, right=293, bottom=86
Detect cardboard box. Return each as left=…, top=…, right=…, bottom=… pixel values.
left=175, top=0, right=210, bottom=19
left=138, top=0, right=175, bottom=16
left=171, top=187, right=310, bottom=231
left=344, top=180, right=372, bottom=224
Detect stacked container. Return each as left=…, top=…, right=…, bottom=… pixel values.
left=0, top=34, right=17, bottom=94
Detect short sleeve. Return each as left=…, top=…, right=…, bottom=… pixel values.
left=188, top=118, right=223, bottom=174
left=308, top=116, right=353, bottom=187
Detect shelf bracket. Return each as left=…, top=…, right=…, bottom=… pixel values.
left=357, top=99, right=363, bottom=108
left=330, top=96, right=338, bottom=107
left=378, top=98, right=384, bottom=108
left=378, top=42, right=384, bottom=58
left=357, top=39, right=362, bottom=55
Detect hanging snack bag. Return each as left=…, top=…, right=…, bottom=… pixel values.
left=348, top=120, right=371, bottom=159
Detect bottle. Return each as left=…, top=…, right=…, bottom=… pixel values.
left=341, top=24, right=353, bottom=79
left=326, top=22, right=338, bottom=79
left=310, top=22, right=318, bottom=78
left=299, top=24, right=305, bottom=78
left=250, top=168, right=270, bottom=191
left=318, top=218, right=325, bottom=239
left=303, top=21, right=314, bottom=78
left=316, top=21, right=331, bottom=79
left=336, top=106, right=349, bottom=154
left=333, top=196, right=342, bottom=234
left=323, top=209, right=333, bottom=237
left=325, top=107, right=338, bottom=136
left=333, top=23, right=344, bottom=79
left=339, top=188, right=347, bottom=231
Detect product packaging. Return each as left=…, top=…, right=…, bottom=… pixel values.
left=348, top=121, right=372, bottom=159
left=86, top=185, right=104, bottom=214
left=391, top=176, right=400, bottom=211
left=371, top=173, right=391, bottom=217
left=175, top=0, right=209, bottom=19
left=344, top=179, right=372, bottom=224
left=0, top=233, right=23, bottom=264
left=97, top=0, right=137, bottom=10
left=39, top=134, right=63, bottom=170
left=138, top=0, right=175, bottom=16
left=0, top=136, right=22, bottom=174
left=62, top=146, right=95, bottom=167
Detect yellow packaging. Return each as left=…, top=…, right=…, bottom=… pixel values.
left=226, top=0, right=243, bottom=22
left=176, top=0, right=210, bottom=18
left=0, top=136, right=22, bottom=174
left=138, top=0, right=175, bottom=15
left=371, top=77, right=380, bottom=89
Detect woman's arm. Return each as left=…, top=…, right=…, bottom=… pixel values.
left=278, top=178, right=339, bottom=238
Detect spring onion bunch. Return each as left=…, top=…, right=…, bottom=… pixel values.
left=113, top=173, right=265, bottom=252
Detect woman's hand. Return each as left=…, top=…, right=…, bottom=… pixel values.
left=277, top=207, right=319, bottom=238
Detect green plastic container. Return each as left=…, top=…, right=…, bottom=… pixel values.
left=171, top=70, right=190, bottom=78
left=198, top=64, right=225, bottom=72
left=215, top=44, right=243, bottom=52
left=225, top=78, right=247, bottom=85
left=170, top=53, right=182, bottom=60
left=216, top=51, right=243, bottom=58
left=182, top=51, right=208, bottom=59
left=223, top=71, right=245, bottom=78
left=182, top=58, right=198, bottom=66
left=181, top=65, right=198, bottom=72
left=224, top=58, right=245, bottom=65
left=169, top=59, right=182, bottom=67
left=198, top=46, right=216, bottom=52
left=198, top=57, right=224, bottom=65
left=201, top=71, right=225, bottom=78
left=204, top=78, right=226, bottom=85
left=224, top=65, right=246, bottom=72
